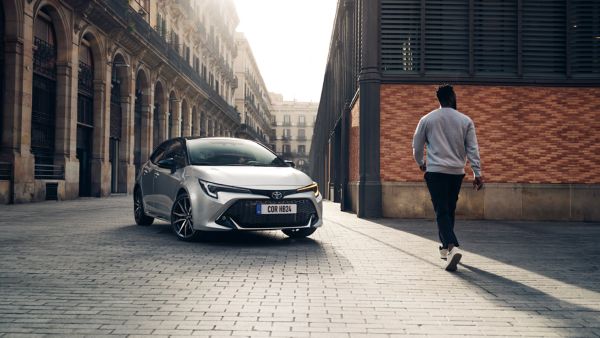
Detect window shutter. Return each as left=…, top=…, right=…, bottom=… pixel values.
left=569, top=0, right=600, bottom=76
left=523, top=0, right=566, bottom=76
left=425, top=0, right=469, bottom=74
left=381, top=0, right=422, bottom=73
left=474, top=0, right=518, bottom=74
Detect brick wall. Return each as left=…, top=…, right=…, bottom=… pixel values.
left=380, top=84, right=600, bottom=184
left=350, top=99, right=360, bottom=182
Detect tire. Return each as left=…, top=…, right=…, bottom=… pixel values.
left=134, top=189, right=154, bottom=226
left=171, top=193, right=200, bottom=241
left=282, top=227, right=317, bottom=238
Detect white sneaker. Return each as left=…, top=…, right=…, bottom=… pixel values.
left=445, top=247, right=462, bottom=272
left=439, top=247, right=448, bottom=260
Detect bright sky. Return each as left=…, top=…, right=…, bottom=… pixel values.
left=233, top=0, right=338, bottom=103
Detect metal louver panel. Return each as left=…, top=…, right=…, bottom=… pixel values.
left=569, top=0, right=600, bottom=76
left=425, top=0, right=469, bottom=74
left=523, top=0, right=566, bottom=75
left=381, top=0, right=421, bottom=73
left=474, top=0, right=518, bottom=75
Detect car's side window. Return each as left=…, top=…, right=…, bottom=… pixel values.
left=163, top=141, right=187, bottom=168
left=150, top=141, right=172, bottom=165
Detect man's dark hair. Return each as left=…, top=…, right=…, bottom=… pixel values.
left=436, top=84, right=456, bottom=108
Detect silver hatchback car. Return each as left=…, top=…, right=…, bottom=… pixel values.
left=133, top=137, right=323, bottom=241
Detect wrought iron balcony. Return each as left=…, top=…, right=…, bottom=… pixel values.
left=34, top=164, right=65, bottom=180
left=94, top=0, right=240, bottom=123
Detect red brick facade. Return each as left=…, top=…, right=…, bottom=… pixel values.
left=380, top=84, right=600, bottom=184
left=350, top=99, right=361, bottom=182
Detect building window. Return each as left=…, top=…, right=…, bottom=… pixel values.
left=283, top=115, right=291, bottom=126
left=283, top=144, right=291, bottom=154
left=32, top=11, right=57, bottom=165
left=298, top=115, right=306, bottom=126
left=283, top=129, right=291, bottom=140
left=298, top=129, right=306, bottom=141
left=298, top=145, right=306, bottom=155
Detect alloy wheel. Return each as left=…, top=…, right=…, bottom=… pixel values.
left=171, top=194, right=197, bottom=240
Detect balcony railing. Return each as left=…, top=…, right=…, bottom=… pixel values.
left=0, top=162, right=11, bottom=180
left=237, top=124, right=268, bottom=145
left=103, top=0, right=240, bottom=123
left=34, top=164, right=65, bottom=180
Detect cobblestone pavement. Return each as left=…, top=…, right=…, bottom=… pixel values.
left=1, top=196, right=599, bottom=337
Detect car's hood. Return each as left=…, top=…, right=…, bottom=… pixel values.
left=185, top=165, right=313, bottom=189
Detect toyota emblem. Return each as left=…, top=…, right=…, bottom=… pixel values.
left=271, top=191, right=283, bottom=200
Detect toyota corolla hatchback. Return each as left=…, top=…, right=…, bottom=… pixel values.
left=133, top=137, right=323, bottom=241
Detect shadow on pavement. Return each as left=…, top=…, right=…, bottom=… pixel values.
left=376, top=218, right=600, bottom=294
left=458, top=263, right=600, bottom=331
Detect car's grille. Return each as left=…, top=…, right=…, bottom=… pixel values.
left=221, top=199, right=318, bottom=229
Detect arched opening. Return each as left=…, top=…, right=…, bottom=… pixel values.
left=109, top=53, right=128, bottom=193
left=153, top=81, right=164, bottom=149
left=76, top=35, right=94, bottom=196
left=168, top=91, right=177, bottom=139
left=31, top=7, right=57, bottom=168
left=134, top=70, right=149, bottom=175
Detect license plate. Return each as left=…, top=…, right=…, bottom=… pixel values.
left=256, top=203, right=297, bottom=215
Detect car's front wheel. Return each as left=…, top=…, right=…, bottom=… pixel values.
left=134, top=189, right=154, bottom=226
left=171, top=193, right=200, bottom=241
left=282, top=227, right=316, bottom=238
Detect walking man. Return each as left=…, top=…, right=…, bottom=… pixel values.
left=412, top=84, right=484, bottom=272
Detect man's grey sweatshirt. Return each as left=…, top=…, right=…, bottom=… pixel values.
left=412, top=107, right=482, bottom=177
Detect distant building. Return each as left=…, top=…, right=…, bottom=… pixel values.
left=311, top=0, right=600, bottom=221
left=0, top=0, right=240, bottom=203
left=233, top=33, right=273, bottom=145
left=270, top=94, right=317, bottom=174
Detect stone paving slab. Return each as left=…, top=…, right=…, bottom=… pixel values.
left=0, top=196, right=599, bottom=337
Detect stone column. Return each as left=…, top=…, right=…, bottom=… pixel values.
left=182, top=102, right=191, bottom=137
left=192, top=108, right=200, bottom=136
left=141, top=88, right=154, bottom=162
left=54, top=61, right=78, bottom=200
left=119, top=72, right=136, bottom=194
left=170, top=98, right=181, bottom=138
left=1, top=12, right=35, bottom=203
left=91, top=79, right=109, bottom=197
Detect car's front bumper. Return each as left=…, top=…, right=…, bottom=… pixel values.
left=186, top=183, right=323, bottom=232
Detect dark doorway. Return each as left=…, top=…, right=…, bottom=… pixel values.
left=77, top=39, right=94, bottom=197
left=31, top=10, right=57, bottom=166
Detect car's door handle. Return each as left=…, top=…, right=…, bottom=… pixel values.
left=154, top=172, right=160, bottom=177
left=143, top=169, right=150, bottom=175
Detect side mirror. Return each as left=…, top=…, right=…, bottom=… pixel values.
left=284, top=160, right=296, bottom=168
left=157, top=158, right=177, bottom=173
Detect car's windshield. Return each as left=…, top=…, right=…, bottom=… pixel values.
left=187, top=138, right=287, bottom=167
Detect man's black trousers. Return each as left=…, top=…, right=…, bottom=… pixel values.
left=424, top=172, right=465, bottom=249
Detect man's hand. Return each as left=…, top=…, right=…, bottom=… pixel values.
left=419, top=163, right=427, bottom=172
left=473, top=176, right=484, bottom=191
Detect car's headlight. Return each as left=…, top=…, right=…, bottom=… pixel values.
left=198, top=180, right=251, bottom=199
left=297, top=182, right=320, bottom=197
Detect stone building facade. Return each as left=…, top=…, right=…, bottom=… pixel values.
left=233, top=32, right=273, bottom=145
left=311, top=0, right=600, bottom=221
left=0, top=0, right=241, bottom=203
left=270, top=93, right=317, bottom=174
